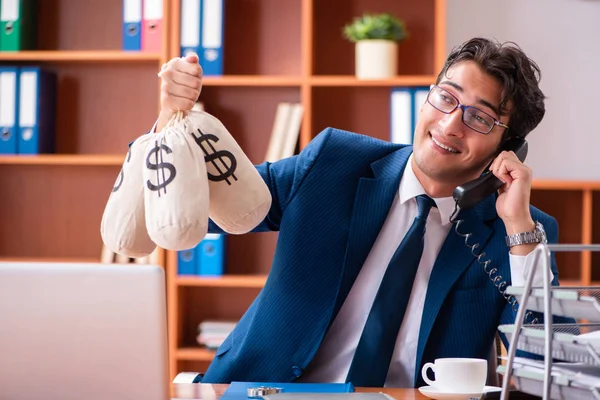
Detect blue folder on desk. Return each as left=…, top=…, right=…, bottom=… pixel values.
left=220, top=381, right=354, bottom=400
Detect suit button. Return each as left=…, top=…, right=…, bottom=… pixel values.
left=291, top=366, right=303, bottom=377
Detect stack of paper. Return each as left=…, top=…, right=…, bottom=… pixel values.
left=197, top=320, right=237, bottom=349
left=575, top=329, right=600, bottom=351
left=506, top=357, right=600, bottom=389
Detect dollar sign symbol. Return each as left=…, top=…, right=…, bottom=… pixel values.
left=192, top=128, right=238, bottom=185
left=112, top=147, right=132, bottom=193
left=146, top=140, right=177, bottom=196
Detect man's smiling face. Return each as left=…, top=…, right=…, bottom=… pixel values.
left=411, top=60, right=512, bottom=195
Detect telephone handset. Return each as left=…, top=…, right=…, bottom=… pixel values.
left=453, top=137, right=528, bottom=211
left=449, top=137, right=538, bottom=323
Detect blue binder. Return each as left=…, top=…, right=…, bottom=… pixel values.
left=180, top=0, right=203, bottom=57
left=389, top=87, right=413, bottom=145
left=17, top=67, right=57, bottom=154
left=123, top=0, right=142, bottom=51
left=0, top=66, right=19, bottom=154
left=177, top=248, right=196, bottom=275
left=200, top=0, right=224, bottom=75
left=196, top=233, right=225, bottom=276
left=220, top=382, right=355, bottom=400
left=411, top=86, right=430, bottom=137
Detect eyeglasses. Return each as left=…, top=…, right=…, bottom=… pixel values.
left=426, top=85, right=510, bottom=134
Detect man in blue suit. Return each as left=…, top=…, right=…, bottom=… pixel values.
left=156, top=38, right=560, bottom=388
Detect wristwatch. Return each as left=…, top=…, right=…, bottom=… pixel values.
left=505, top=221, right=548, bottom=247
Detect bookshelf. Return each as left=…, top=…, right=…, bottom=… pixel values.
left=0, top=0, right=170, bottom=271
left=4, top=0, right=597, bottom=386
left=529, top=181, right=600, bottom=287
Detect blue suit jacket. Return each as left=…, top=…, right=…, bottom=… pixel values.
left=202, top=128, right=561, bottom=387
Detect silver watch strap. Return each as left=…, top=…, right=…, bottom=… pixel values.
left=505, top=222, right=546, bottom=247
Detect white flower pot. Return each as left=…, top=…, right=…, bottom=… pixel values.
left=355, top=40, right=398, bottom=80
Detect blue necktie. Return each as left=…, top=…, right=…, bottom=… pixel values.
left=346, top=194, right=436, bottom=387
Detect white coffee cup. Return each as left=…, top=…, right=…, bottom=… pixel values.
left=421, top=358, right=487, bottom=393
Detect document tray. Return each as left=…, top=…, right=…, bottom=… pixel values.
left=505, top=286, right=600, bottom=322
left=498, top=323, right=600, bottom=365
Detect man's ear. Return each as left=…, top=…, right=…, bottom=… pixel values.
left=495, top=132, right=513, bottom=156
left=483, top=139, right=506, bottom=172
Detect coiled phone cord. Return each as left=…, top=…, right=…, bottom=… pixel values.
left=450, top=203, right=539, bottom=325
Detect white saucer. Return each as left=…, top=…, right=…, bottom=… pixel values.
left=418, top=385, right=502, bottom=400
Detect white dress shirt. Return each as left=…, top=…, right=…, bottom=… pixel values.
left=299, top=155, right=551, bottom=387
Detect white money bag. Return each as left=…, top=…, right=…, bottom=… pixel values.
left=100, top=134, right=157, bottom=258
left=143, top=111, right=210, bottom=250
left=188, top=110, right=272, bottom=234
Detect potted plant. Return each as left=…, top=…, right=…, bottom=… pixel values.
left=343, top=13, right=408, bottom=80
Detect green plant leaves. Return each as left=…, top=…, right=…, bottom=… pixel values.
left=342, top=13, right=408, bottom=43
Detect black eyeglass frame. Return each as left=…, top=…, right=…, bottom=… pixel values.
left=426, top=84, right=510, bottom=135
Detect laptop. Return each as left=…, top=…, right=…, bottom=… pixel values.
left=0, top=262, right=170, bottom=400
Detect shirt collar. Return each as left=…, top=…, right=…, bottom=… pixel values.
left=399, top=154, right=456, bottom=226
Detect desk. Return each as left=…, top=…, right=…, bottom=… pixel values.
left=172, top=384, right=427, bottom=400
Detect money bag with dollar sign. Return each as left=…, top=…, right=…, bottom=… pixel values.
left=191, top=109, right=272, bottom=234
left=143, top=108, right=273, bottom=244
left=102, top=107, right=272, bottom=255
left=142, top=110, right=210, bottom=251
left=100, top=132, right=159, bottom=258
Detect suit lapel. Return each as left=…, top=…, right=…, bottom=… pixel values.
left=331, top=146, right=413, bottom=321
left=413, top=195, right=498, bottom=385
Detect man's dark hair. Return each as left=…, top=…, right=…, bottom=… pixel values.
left=436, top=37, right=545, bottom=140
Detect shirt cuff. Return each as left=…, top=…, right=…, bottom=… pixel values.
left=510, top=251, right=555, bottom=287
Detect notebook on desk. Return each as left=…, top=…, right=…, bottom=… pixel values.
left=220, top=381, right=354, bottom=400
left=0, top=261, right=170, bottom=400
left=263, top=394, right=396, bottom=400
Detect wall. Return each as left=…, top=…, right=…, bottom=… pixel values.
left=446, top=0, right=600, bottom=180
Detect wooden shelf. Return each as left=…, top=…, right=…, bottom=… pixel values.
left=309, top=75, right=436, bottom=87
left=532, top=180, right=600, bottom=190
left=0, top=154, right=125, bottom=166
left=0, top=257, right=100, bottom=263
left=200, top=75, right=439, bottom=87
left=176, top=275, right=267, bottom=288
left=202, top=75, right=302, bottom=87
left=176, top=347, right=216, bottom=361
left=0, top=50, right=162, bottom=62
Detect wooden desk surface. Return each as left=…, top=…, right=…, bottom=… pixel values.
left=172, top=384, right=427, bottom=400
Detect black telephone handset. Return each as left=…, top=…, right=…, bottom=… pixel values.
left=449, top=136, right=538, bottom=323
left=453, top=137, right=528, bottom=210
